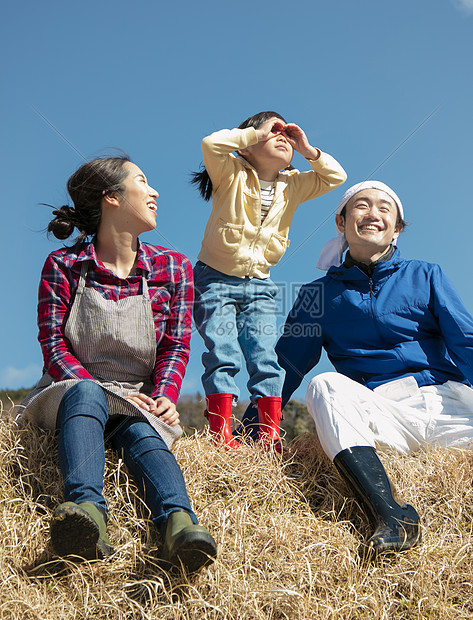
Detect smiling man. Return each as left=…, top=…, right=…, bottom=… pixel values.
left=275, top=180, right=473, bottom=555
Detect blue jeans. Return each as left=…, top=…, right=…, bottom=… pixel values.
left=56, top=380, right=197, bottom=531
left=193, top=261, right=285, bottom=402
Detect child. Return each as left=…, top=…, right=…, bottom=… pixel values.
left=191, top=111, right=346, bottom=451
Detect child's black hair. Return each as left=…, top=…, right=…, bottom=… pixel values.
left=191, top=111, right=287, bottom=201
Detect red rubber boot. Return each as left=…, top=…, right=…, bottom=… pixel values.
left=205, top=393, right=241, bottom=449
left=257, top=396, right=283, bottom=453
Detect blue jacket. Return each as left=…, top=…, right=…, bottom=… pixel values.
left=278, top=248, right=473, bottom=406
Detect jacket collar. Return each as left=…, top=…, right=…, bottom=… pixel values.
left=327, top=246, right=402, bottom=282
left=344, top=245, right=395, bottom=277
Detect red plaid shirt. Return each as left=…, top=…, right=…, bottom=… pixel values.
left=37, top=239, right=193, bottom=404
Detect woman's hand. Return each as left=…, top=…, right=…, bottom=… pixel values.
left=124, top=393, right=180, bottom=426
left=150, top=396, right=180, bottom=426
left=124, top=392, right=156, bottom=412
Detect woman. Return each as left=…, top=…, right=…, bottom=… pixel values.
left=19, top=155, right=217, bottom=572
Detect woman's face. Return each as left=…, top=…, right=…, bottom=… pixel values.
left=118, top=162, right=159, bottom=233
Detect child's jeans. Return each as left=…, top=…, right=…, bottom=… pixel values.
left=193, top=261, right=285, bottom=403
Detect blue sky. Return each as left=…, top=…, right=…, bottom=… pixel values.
left=1, top=0, right=472, bottom=403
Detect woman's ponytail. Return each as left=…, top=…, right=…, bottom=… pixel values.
left=46, top=205, right=79, bottom=240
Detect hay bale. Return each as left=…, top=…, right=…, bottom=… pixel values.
left=1, top=400, right=473, bottom=619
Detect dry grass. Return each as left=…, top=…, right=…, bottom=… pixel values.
left=1, top=400, right=473, bottom=619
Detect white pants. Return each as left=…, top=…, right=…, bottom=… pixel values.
left=305, top=373, right=473, bottom=461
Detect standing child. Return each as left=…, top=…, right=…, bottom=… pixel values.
left=191, top=111, right=346, bottom=451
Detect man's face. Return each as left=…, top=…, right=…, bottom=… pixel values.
left=336, top=189, right=401, bottom=259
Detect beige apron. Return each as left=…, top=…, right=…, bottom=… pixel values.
left=18, top=262, right=182, bottom=448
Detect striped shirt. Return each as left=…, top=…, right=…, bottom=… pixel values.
left=37, top=239, right=193, bottom=404
left=259, top=180, right=275, bottom=223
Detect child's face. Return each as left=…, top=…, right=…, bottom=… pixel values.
left=244, top=117, right=294, bottom=173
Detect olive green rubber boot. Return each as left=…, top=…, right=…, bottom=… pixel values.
left=162, top=511, right=217, bottom=572
left=50, top=501, right=114, bottom=560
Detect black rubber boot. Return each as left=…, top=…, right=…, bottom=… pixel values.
left=161, top=511, right=217, bottom=573
left=333, top=446, right=421, bottom=554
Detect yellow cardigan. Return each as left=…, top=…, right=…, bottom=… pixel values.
left=197, top=127, right=347, bottom=279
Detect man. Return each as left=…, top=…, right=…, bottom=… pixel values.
left=276, top=180, right=473, bottom=554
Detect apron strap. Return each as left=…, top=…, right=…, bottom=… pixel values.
left=141, top=276, right=150, bottom=301
left=77, top=262, right=89, bottom=295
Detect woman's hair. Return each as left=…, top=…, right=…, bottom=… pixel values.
left=47, top=155, right=131, bottom=242
left=191, top=111, right=288, bottom=201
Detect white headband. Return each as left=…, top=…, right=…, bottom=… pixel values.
left=316, top=181, right=404, bottom=271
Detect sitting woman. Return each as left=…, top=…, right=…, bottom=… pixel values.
left=19, top=155, right=217, bottom=572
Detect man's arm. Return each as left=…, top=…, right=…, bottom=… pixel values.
left=431, top=265, right=473, bottom=384
left=276, top=282, right=324, bottom=408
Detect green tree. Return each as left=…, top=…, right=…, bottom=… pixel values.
left=281, top=399, right=313, bottom=442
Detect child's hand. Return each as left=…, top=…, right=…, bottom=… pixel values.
left=280, top=123, right=320, bottom=160
left=255, top=119, right=320, bottom=160
left=254, top=118, right=285, bottom=143
left=271, top=121, right=286, bottom=134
